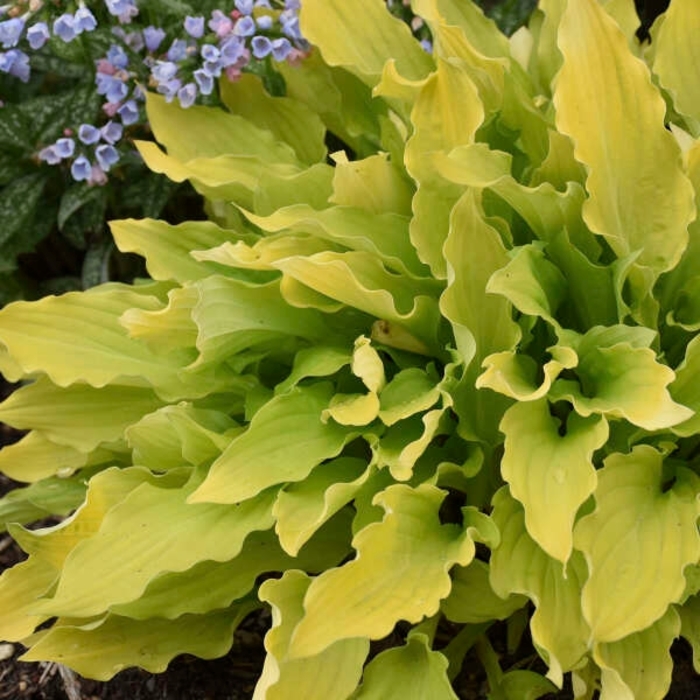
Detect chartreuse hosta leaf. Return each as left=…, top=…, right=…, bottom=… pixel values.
left=440, top=189, right=520, bottom=371
left=669, top=334, right=700, bottom=437
left=0, top=430, right=91, bottom=482
left=125, top=402, right=239, bottom=471
left=549, top=326, right=693, bottom=431
left=500, top=398, right=608, bottom=564
left=573, top=446, right=700, bottom=644
left=0, top=475, right=86, bottom=531
left=189, top=383, right=355, bottom=504
left=254, top=571, right=368, bottom=700
left=219, top=74, right=328, bottom=167
left=593, top=607, right=679, bottom=700
left=110, top=218, right=245, bottom=284
left=0, top=468, right=186, bottom=640
left=652, top=0, right=700, bottom=136
left=490, top=487, right=590, bottom=687
left=442, top=559, right=526, bottom=624
left=679, top=593, right=700, bottom=673
left=112, top=511, right=353, bottom=621
left=554, top=0, right=695, bottom=274
left=274, top=458, right=371, bottom=556
left=33, top=479, right=276, bottom=618
left=300, top=0, right=432, bottom=86
left=0, top=377, right=162, bottom=453
left=22, top=605, right=257, bottom=681
left=352, top=632, right=457, bottom=700
left=287, top=484, right=497, bottom=659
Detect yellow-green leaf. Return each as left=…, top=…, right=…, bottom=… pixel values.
left=34, top=482, right=276, bottom=617
left=220, top=73, right=327, bottom=165
left=500, top=398, right=608, bottom=564
left=353, top=633, right=458, bottom=700
left=573, top=446, right=700, bottom=643
left=22, top=605, right=255, bottom=681
left=594, top=607, right=679, bottom=700
left=110, top=218, right=243, bottom=284
left=652, top=0, right=700, bottom=136
left=300, top=0, right=432, bottom=86
left=490, top=487, right=590, bottom=687
left=442, top=559, right=527, bottom=624
left=255, top=571, right=368, bottom=700
left=287, top=484, right=494, bottom=658
left=189, top=384, right=355, bottom=504
left=554, top=0, right=694, bottom=273
left=274, top=458, right=370, bottom=556
left=0, top=378, right=162, bottom=453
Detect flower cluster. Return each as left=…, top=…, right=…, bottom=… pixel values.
left=1, top=0, right=309, bottom=185
left=146, top=1, right=307, bottom=110
left=38, top=121, right=123, bottom=185
left=0, top=1, right=102, bottom=82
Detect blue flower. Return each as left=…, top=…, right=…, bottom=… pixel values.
left=142, top=26, right=165, bottom=52
left=157, top=77, right=182, bottom=103
left=98, top=75, right=128, bottom=104
left=54, top=138, right=76, bottom=159
left=101, top=121, right=123, bottom=144
left=78, top=124, right=101, bottom=145
left=166, top=38, right=189, bottom=62
left=251, top=35, right=271, bottom=59
left=255, top=0, right=272, bottom=7
left=26, top=22, right=50, bottom=50
left=0, top=17, right=24, bottom=49
left=285, top=0, right=300, bottom=8
left=220, top=36, right=245, bottom=66
left=95, top=144, right=119, bottom=171
left=106, top=44, right=129, bottom=69
left=104, top=0, right=137, bottom=17
left=184, top=16, right=205, bottom=39
left=38, top=145, right=61, bottom=165
left=271, top=37, right=292, bottom=62
left=280, top=10, right=302, bottom=40
left=233, top=16, right=255, bottom=37
left=53, top=14, right=77, bottom=43
left=71, top=155, right=92, bottom=182
left=235, top=0, right=254, bottom=14
left=113, top=26, right=143, bottom=51
left=193, top=68, right=213, bottom=96
left=209, top=10, right=233, bottom=37
left=151, top=60, right=178, bottom=83
left=0, top=48, right=29, bottom=82
left=200, top=44, right=220, bottom=62
left=177, top=83, right=197, bottom=109
left=256, top=15, right=273, bottom=30
left=74, top=6, right=97, bottom=33
left=117, top=99, right=139, bottom=125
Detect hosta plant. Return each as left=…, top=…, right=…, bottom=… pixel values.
left=1, top=0, right=700, bottom=697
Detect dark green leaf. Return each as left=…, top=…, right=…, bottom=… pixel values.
left=0, top=103, right=32, bottom=151
left=81, top=237, right=114, bottom=289
left=0, top=173, right=50, bottom=269
left=60, top=187, right=108, bottom=250
left=58, top=182, right=106, bottom=231
left=121, top=171, right=179, bottom=219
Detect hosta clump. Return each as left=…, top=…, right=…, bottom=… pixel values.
left=2, top=0, right=700, bottom=697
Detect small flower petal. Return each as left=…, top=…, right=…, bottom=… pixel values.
left=71, top=155, right=92, bottom=181
left=184, top=15, right=204, bottom=39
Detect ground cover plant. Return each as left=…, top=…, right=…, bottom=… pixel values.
left=0, top=0, right=309, bottom=304
left=0, top=0, right=699, bottom=698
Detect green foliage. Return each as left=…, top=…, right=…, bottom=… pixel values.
left=1, top=0, right=700, bottom=697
